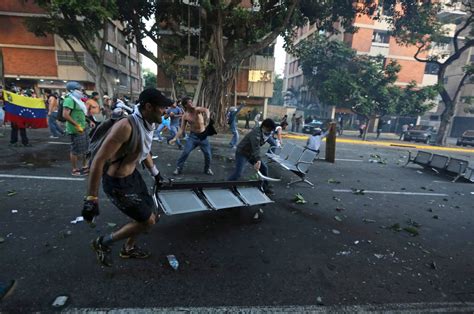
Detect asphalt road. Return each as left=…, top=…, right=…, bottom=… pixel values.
left=0, top=129, right=473, bottom=312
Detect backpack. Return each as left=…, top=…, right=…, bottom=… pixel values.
left=56, top=97, right=67, bottom=122
left=87, top=115, right=140, bottom=169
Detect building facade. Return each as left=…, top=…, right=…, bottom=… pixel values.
left=0, top=0, right=142, bottom=99
left=283, top=0, right=474, bottom=136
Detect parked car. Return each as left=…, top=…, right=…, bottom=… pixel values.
left=302, top=120, right=328, bottom=134
left=403, top=125, right=437, bottom=144
left=456, top=130, right=474, bottom=147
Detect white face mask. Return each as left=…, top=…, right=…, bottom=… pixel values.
left=71, top=90, right=83, bottom=99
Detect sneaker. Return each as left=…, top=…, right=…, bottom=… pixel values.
left=119, top=245, right=150, bottom=259
left=91, top=236, right=112, bottom=267
left=153, top=137, right=160, bottom=141
left=204, top=169, right=214, bottom=176
left=173, top=168, right=182, bottom=175
left=49, top=135, right=59, bottom=139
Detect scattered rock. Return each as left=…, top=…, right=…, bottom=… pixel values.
left=433, top=215, right=439, bottom=219
left=327, top=179, right=341, bottom=184
left=316, top=296, right=324, bottom=305
left=52, top=295, right=69, bottom=308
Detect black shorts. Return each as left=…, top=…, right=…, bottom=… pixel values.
left=102, top=169, right=154, bottom=222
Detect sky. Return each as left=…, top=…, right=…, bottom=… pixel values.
left=141, top=36, right=287, bottom=77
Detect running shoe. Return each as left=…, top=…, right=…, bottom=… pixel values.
left=204, top=169, right=214, bottom=176
left=173, top=168, right=182, bottom=175
left=71, top=169, right=83, bottom=176
left=91, top=236, right=112, bottom=267
left=119, top=245, right=150, bottom=259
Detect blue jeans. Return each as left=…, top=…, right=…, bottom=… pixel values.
left=48, top=112, right=64, bottom=137
left=167, top=125, right=181, bottom=147
left=229, top=122, right=239, bottom=147
left=154, top=124, right=166, bottom=140
left=228, top=152, right=269, bottom=188
left=176, top=132, right=212, bottom=171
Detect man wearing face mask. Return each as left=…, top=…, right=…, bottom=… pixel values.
left=63, top=81, right=95, bottom=176
left=228, top=118, right=276, bottom=195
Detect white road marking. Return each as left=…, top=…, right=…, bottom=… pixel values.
left=0, top=174, right=85, bottom=181
left=332, top=189, right=448, bottom=197
left=65, top=302, right=474, bottom=313
left=335, top=158, right=364, bottom=162
left=48, top=141, right=69, bottom=145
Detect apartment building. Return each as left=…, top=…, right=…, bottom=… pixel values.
left=156, top=0, right=275, bottom=116
left=283, top=0, right=474, bottom=135
left=0, top=0, right=142, bottom=99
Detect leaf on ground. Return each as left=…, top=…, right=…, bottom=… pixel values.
left=293, top=193, right=306, bottom=204
left=7, top=190, right=17, bottom=197
left=403, top=226, right=419, bottom=236
left=334, top=215, right=342, bottom=222
left=327, top=178, right=341, bottom=184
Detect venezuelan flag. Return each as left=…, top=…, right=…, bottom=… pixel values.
left=3, top=90, right=47, bottom=128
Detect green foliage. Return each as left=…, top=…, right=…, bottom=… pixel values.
left=143, top=69, right=157, bottom=90
left=296, top=34, right=436, bottom=119
left=269, top=74, right=284, bottom=106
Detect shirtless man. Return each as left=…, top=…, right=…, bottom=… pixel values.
left=170, top=96, right=213, bottom=175
left=82, top=88, right=173, bottom=267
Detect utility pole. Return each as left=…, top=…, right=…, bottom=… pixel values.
left=325, top=122, right=337, bottom=163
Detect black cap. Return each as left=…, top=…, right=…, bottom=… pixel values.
left=138, top=88, right=174, bottom=108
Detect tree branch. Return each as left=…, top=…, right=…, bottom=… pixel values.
left=231, top=0, right=299, bottom=63
left=453, top=14, right=473, bottom=52
left=63, top=38, right=97, bottom=78
left=414, top=43, right=441, bottom=65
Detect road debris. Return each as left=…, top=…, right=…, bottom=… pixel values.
left=0, top=237, right=4, bottom=243
left=351, top=188, right=365, bottom=195
left=332, top=196, right=341, bottom=202
left=327, top=178, right=341, bottom=184
left=334, top=215, right=343, bottom=222
left=336, top=251, right=351, bottom=256
left=11, top=210, right=18, bottom=214
left=167, top=255, right=179, bottom=271
left=52, top=295, right=69, bottom=308
left=335, top=207, right=345, bottom=212
left=363, top=218, right=376, bottom=223
left=107, top=222, right=117, bottom=228
left=294, top=193, right=307, bottom=204
left=7, top=190, right=17, bottom=197
left=369, top=154, right=387, bottom=164
left=332, top=229, right=341, bottom=235
left=316, top=296, right=324, bottom=305
left=416, top=170, right=423, bottom=174
left=70, top=216, right=84, bottom=224
left=389, top=223, right=402, bottom=232
left=433, top=215, right=439, bottom=219
left=374, top=254, right=384, bottom=259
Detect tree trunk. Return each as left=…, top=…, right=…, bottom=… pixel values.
left=362, top=116, right=370, bottom=141
left=436, top=88, right=455, bottom=145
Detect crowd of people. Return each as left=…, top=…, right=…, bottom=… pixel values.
left=1, top=82, right=332, bottom=267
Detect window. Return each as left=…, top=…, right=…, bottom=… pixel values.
left=105, top=44, right=116, bottom=54
left=372, top=31, right=390, bottom=44
left=119, top=52, right=127, bottom=66
left=119, top=73, right=128, bottom=87
left=178, top=65, right=200, bottom=81
left=424, top=62, right=439, bottom=75
left=57, top=51, right=84, bottom=66
left=117, top=31, right=126, bottom=46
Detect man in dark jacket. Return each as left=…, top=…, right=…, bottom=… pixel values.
left=228, top=118, right=276, bottom=193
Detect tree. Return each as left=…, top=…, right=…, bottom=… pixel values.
left=269, top=74, right=284, bottom=106
left=25, top=0, right=118, bottom=96
left=117, top=0, right=375, bottom=126
left=143, top=69, right=157, bottom=90
left=382, top=0, right=474, bottom=145
left=296, top=35, right=437, bottom=140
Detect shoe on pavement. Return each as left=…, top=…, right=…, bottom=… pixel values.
left=153, top=137, right=160, bottom=141
left=49, top=135, right=59, bottom=139
left=119, top=245, right=150, bottom=259
left=173, top=168, right=182, bottom=175
left=91, top=236, right=112, bottom=267
left=204, top=169, right=214, bottom=176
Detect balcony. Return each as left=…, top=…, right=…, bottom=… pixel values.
left=437, top=1, right=467, bottom=22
